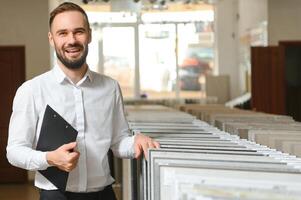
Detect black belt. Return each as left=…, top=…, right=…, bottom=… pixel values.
left=40, top=185, right=116, bottom=200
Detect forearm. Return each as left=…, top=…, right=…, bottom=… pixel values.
left=6, top=144, right=49, bottom=171
left=111, top=135, right=135, bottom=158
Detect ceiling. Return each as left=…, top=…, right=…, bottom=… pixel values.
left=70, top=0, right=215, bottom=12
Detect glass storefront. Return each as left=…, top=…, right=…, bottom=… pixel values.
left=83, top=5, right=215, bottom=99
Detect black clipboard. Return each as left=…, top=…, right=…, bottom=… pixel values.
left=36, top=105, right=78, bottom=192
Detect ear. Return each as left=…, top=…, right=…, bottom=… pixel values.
left=88, top=28, right=92, bottom=44
left=48, top=32, right=54, bottom=47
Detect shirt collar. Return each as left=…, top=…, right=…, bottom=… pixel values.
left=52, top=65, right=94, bottom=85
left=52, top=65, right=67, bottom=84
left=85, top=68, right=94, bottom=82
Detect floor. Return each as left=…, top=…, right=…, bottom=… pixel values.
left=0, top=182, right=121, bottom=200
left=0, top=182, right=39, bottom=200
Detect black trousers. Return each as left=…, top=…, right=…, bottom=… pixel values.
left=39, top=185, right=117, bottom=200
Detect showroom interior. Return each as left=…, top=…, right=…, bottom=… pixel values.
left=1, top=0, right=301, bottom=199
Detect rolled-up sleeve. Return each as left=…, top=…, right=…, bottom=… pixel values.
left=110, top=82, right=135, bottom=159
left=6, top=82, right=50, bottom=171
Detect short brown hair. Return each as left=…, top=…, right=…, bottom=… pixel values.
left=49, top=2, right=90, bottom=29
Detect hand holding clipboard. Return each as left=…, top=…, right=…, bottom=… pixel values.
left=36, top=105, right=78, bottom=192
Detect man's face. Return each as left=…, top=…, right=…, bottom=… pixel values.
left=48, top=11, right=91, bottom=69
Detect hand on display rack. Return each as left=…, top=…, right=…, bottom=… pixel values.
left=134, top=133, right=160, bottom=160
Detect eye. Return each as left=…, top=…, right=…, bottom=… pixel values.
left=58, top=31, right=67, bottom=36
left=75, top=30, right=85, bottom=35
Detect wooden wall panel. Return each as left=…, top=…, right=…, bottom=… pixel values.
left=251, top=46, right=285, bottom=115
left=0, top=46, right=27, bottom=183
left=251, top=41, right=301, bottom=121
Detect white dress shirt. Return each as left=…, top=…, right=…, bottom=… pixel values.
left=7, top=65, right=135, bottom=192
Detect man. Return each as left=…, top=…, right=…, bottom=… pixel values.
left=6, top=2, right=159, bottom=200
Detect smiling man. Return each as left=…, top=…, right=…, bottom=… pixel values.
left=6, top=2, right=159, bottom=200
left=49, top=7, right=90, bottom=72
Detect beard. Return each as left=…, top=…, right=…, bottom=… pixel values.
left=55, top=43, right=89, bottom=70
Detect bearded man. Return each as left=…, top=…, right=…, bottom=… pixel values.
left=6, top=2, right=159, bottom=200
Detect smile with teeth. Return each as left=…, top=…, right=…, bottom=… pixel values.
left=65, top=47, right=82, bottom=57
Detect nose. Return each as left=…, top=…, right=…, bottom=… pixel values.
left=67, top=33, right=77, bottom=44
